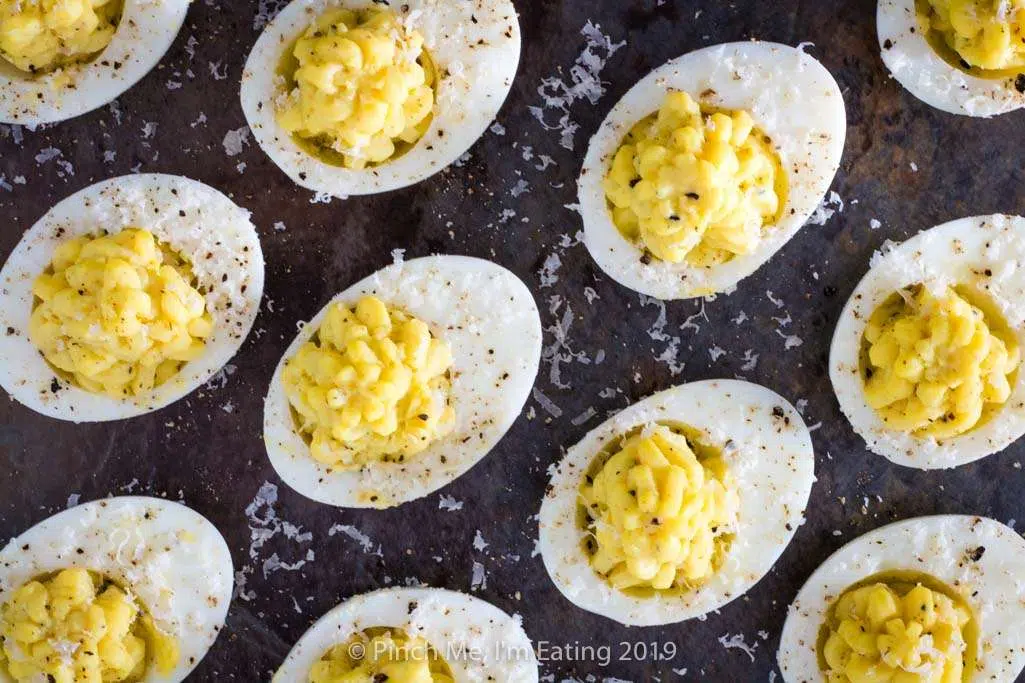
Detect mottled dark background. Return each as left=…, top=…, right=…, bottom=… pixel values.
left=2, top=0, right=1024, bottom=680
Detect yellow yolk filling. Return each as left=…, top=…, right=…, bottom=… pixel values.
left=919, top=0, right=1025, bottom=72
left=277, top=6, right=436, bottom=170
left=862, top=285, right=1019, bottom=439
left=0, top=0, right=122, bottom=74
left=0, top=568, right=179, bottom=683
left=821, top=580, right=974, bottom=683
left=282, top=295, right=455, bottom=468
left=603, top=91, right=786, bottom=267
left=310, top=628, right=454, bottom=683
left=28, top=229, right=213, bottom=399
left=579, top=425, right=739, bottom=592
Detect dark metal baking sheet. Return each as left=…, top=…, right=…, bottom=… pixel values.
left=3, top=0, right=1025, bottom=680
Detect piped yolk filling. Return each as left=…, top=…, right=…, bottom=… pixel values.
left=28, top=228, right=213, bottom=399
left=0, top=568, right=179, bottom=683
left=603, top=90, right=787, bottom=267
left=820, top=577, right=975, bottom=683
left=0, top=0, right=122, bottom=74
left=579, top=424, right=739, bottom=593
left=310, top=627, right=454, bottom=683
left=276, top=6, right=436, bottom=170
left=861, top=285, right=1019, bottom=439
left=918, top=0, right=1025, bottom=73
left=282, top=295, right=455, bottom=468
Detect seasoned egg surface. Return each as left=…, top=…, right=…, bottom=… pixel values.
left=0, top=496, right=233, bottom=682
left=778, top=515, right=1025, bottom=682
left=273, top=587, right=538, bottom=682
left=831, top=214, right=1025, bottom=469
left=241, top=0, right=520, bottom=197
left=879, top=0, right=1025, bottom=117
left=264, top=255, right=541, bottom=508
left=0, top=0, right=122, bottom=73
left=578, top=41, right=845, bottom=300
left=0, top=174, right=264, bottom=422
left=0, top=0, right=188, bottom=125
left=538, top=379, right=815, bottom=626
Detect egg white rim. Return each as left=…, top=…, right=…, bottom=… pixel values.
left=830, top=214, right=1025, bottom=469
left=240, top=0, right=521, bottom=198
left=272, top=587, right=538, bottom=682
left=578, top=41, right=846, bottom=300
left=0, top=173, right=265, bottom=423
left=0, top=0, right=189, bottom=126
left=0, top=496, right=234, bottom=683
left=263, top=254, right=541, bottom=508
left=778, top=514, right=1025, bottom=682
left=877, top=0, right=1025, bottom=117
left=538, top=379, right=816, bottom=627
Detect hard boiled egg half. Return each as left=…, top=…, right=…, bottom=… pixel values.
left=778, top=515, right=1025, bottom=682
left=263, top=255, right=541, bottom=508
left=241, top=0, right=520, bottom=197
left=0, top=496, right=233, bottom=682
left=879, top=0, right=1025, bottom=117
left=0, top=0, right=189, bottom=125
left=578, top=42, right=846, bottom=300
left=273, top=587, right=538, bottom=682
left=831, top=214, right=1025, bottom=469
left=538, top=379, right=815, bottom=626
left=0, top=173, right=264, bottom=422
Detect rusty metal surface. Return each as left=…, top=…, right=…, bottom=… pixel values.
left=2, top=0, right=1025, bottom=680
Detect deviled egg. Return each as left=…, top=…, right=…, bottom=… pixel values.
left=0, top=496, right=233, bottom=682
left=578, top=41, right=846, bottom=300
left=0, top=0, right=189, bottom=125
left=240, top=0, right=520, bottom=197
left=538, top=379, right=815, bottom=626
left=831, top=214, right=1025, bottom=469
left=264, top=255, right=541, bottom=508
left=878, top=0, right=1025, bottom=117
left=778, top=515, right=1025, bottom=682
left=0, top=173, right=264, bottom=422
left=274, top=587, right=537, bottom=682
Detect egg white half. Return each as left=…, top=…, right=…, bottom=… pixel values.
left=538, top=379, right=815, bottom=626
left=0, top=496, right=234, bottom=683
left=778, top=515, right=1025, bottom=682
left=0, top=0, right=189, bottom=125
left=273, top=587, right=538, bottom=682
left=578, top=41, right=846, bottom=300
left=0, top=173, right=265, bottom=422
left=878, top=0, right=1025, bottom=117
left=264, top=254, right=541, bottom=508
left=240, top=0, right=520, bottom=198
left=831, top=214, right=1025, bottom=469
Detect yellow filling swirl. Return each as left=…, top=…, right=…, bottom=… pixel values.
left=0, top=0, right=122, bottom=74
left=282, top=295, right=454, bottom=468
left=310, top=628, right=453, bottom=683
left=604, top=91, right=785, bottom=267
left=862, top=285, right=1019, bottom=439
left=821, top=580, right=973, bottom=683
left=0, top=569, right=179, bottom=683
left=580, top=425, right=739, bottom=591
left=919, top=0, right=1025, bottom=71
left=29, top=229, right=213, bottom=398
left=277, top=6, right=435, bottom=169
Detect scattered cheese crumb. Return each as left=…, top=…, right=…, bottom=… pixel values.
left=718, top=633, right=758, bottom=662
left=438, top=495, right=463, bottom=512
left=222, top=126, right=251, bottom=156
